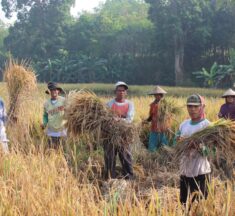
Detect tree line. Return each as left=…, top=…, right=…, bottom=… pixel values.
left=0, top=0, right=235, bottom=87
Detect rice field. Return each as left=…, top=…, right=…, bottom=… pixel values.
left=0, top=82, right=234, bottom=215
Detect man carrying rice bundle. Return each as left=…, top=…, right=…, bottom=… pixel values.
left=105, top=81, right=135, bottom=180
left=146, top=86, right=168, bottom=152
left=177, top=94, right=211, bottom=205
left=41, top=82, right=66, bottom=149
left=218, top=88, right=235, bottom=121
left=0, top=97, right=9, bottom=153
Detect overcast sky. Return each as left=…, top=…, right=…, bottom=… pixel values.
left=0, top=0, right=105, bottom=23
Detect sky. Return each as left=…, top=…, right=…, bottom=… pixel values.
left=0, top=0, right=105, bottom=24
left=71, top=0, right=105, bottom=17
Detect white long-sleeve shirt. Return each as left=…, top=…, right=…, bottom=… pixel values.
left=179, top=119, right=211, bottom=177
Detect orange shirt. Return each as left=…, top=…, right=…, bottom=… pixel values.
left=111, top=102, right=129, bottom=118
left=107, top=99, right=134, bottom=122
left=149, top=102, right=159, bottom=132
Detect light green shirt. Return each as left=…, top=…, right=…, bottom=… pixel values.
left=43, top=96, right=66, bottom=132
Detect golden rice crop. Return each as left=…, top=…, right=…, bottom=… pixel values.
left=65, top=90, right=137, bottom=148
left=157, top=98, right=182, bottom=131
left=174, top=119, right=235, bottom=178
left=0, top=82, right=233, bottom=215
left=3, top=59, right=37, bottom=123
left=137, top=97, right=181, bottom=149
left=3, top=59, right=39, bottom=149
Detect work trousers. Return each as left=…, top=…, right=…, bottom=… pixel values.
left=180, top=174, right=210, bottom=204
left=148, top=132, right=168, bottom=152
left=48, top=136, right=65, bottom=149
left=103, top=142, right=133, bottom=179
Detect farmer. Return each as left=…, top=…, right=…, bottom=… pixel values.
left=0, top=97, right=9, bottom=153
left=146, top=86, right=168, bottom=152
left=178, top=94, right=211, bottom=205
left=218, top=88, right=235, bottom=121
left=41, top=82, right=66, bottom=149
left=104, top=81, right=135, bottom=180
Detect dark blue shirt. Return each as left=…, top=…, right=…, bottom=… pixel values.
left=218, top=103, right=235, bottom=121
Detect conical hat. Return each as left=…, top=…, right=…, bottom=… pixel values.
left=222, top=88, right=235, bottom=98
left=148, top=86, right=167, bottom=95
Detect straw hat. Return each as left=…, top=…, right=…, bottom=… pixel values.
left=222, top=88, right=235, bottom=98
left=148, top=86, right=167, bottom=95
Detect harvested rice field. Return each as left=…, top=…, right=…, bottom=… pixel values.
left=0, top=82, right=234, bottom=216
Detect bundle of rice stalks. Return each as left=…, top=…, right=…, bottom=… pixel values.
left=3, top=59, right=38, bottom=150
left=134, top=145, right=176, bottom=172
left=65, top=90, right=110, bottom=136
left=174, top=119, right=235, bottom=172
left=65, top=90, right=137, bottom=148
left=157, top=98, right=181, bottom=131
left=4, top=59, right=37, bottom=122
left=102, top=118, right=137, bottom=148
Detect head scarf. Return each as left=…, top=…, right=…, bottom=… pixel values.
left=197, top=94, right=206, bottom=120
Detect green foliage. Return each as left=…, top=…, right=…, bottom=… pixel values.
left=0, top=21, right=8, bottom=50
left=193, top=62, right=221, bottom=88
left=0, top=20, right=9, bottom=78
left=1, top=0, right=75, bottom=18
left=146, top=0, right=213, bottom=84
left=1, top=0, right=235, bottom=85
left=215, top=49, right=235, bottom=87
left=34, top=53, right=108, bottom=83
left=3, top=0, right=74, bottom=61
left=229, top=49, right=235, bottom=69
left=146, top=0, right=235, bottom=86
left=194, top=50, right=235, bottom=88
left=66, top=0, right=154, bottom=58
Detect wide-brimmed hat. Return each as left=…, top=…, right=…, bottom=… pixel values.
left=148, top=86, right=167, bottom=95
left=115, top=81, right=128, bottom=90
left=222, top=88, right=235, bottom=98
left=45, top=82, right=65, bottom=94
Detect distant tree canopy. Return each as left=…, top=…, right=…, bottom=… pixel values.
left=0, top=0, right=235, bottom=86
left=2, top=0, right=74, bottom=60
left=0, top=20, right=8, bottom=78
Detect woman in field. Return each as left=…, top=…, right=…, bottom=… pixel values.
left=218, top=88, right=235, bottom=121
left=178, top=94, right=211, bottom=204
left=146, top=86, right=168, bottom=152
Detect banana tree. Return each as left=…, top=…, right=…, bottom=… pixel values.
left=214, top=49, right=235, bottom=87
left=193, top=62, right=220, bottom=88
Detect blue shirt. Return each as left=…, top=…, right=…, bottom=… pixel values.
left=0, top=98, right=7, bottom=125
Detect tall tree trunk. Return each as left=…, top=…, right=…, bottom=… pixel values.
left=174, top=34, right=184, bottom=86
